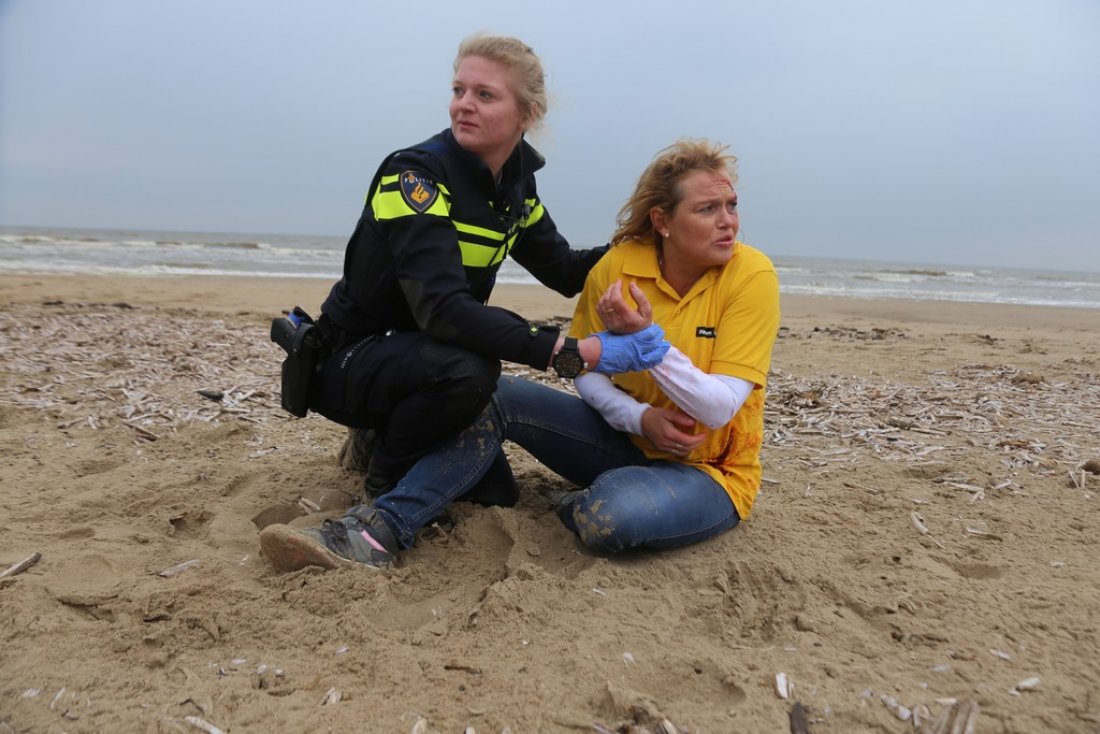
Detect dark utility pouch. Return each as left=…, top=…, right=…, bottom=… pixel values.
left=270, top=306, right=323, bottom=418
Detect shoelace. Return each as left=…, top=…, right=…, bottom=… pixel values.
left=319, top=519, right=353, bottom=556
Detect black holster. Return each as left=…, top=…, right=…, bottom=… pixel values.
left=270, top=306, right=323, bottom=418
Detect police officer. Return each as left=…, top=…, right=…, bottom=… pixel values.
left=311, top=35, right=607, bottom=499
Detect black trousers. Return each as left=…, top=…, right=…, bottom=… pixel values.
left=309, top=332, right=501, bottom=493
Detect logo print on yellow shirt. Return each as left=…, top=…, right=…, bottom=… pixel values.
left=696, top=326, right=716, bottom=338
left=399, top=171, right=439, bottom=213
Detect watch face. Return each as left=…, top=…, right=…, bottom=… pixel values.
left=553, top=350, right=585, bottom=378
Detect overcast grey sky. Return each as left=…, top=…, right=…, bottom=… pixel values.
left=1, top=0, right=1098, bottom=271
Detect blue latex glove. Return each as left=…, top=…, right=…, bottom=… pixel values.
left=593, top=323, right=670, bottom=375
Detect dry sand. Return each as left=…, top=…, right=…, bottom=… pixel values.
left=1, top=273, right=1099, bottom=733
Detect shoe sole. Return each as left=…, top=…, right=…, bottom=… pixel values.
left=258, top=524, right=370, bottom=573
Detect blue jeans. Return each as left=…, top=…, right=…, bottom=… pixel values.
left=368, top=376, right=740, bottom=553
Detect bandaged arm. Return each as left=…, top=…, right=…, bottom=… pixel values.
left=575, top=372, right=649, bottom=435
left=575, top=346, right=755, bottom=434
left=649, top=346, right=754, bottom=428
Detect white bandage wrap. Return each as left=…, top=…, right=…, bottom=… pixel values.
left=575, top=372, right=648, bottom=435
left=575, top=346, right=755, bottom=435
left=648, top=346, right=754, bottom=429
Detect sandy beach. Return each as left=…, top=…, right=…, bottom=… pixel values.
left=1, top=272, right=1098, bottom=733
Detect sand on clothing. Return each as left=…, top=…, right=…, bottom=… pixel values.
left=1, top=273, right=1098, bottom=733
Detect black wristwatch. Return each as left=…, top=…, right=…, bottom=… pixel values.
left=551, top=337, right=586, bottom=378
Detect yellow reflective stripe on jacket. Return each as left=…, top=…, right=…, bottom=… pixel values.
left=370, top=177, right=452, bottom=220
left=454, top=220, right=505, bottom=243
left=525, top=198, right=545, bottom=227
left=367, top=171, right=530, bottom=268
left=454, top=218, right=521, bottom=266
left=458, top=232, right=518, bottom=267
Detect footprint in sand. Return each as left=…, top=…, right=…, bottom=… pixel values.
left=46, top=554, right=121, bottom=606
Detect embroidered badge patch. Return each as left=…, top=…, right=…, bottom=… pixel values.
left=696, top=326, right=717, bottom=338
left=399, top=171, right=439, bottom=213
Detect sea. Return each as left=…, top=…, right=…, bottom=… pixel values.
left=3, top=224, right=1100, bottom=310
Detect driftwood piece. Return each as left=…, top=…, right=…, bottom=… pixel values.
left=298, top=497, right=322, bottom=513
left=125, top=421, right=160, bottom=441
left=1, top=552, right=42, bottom=578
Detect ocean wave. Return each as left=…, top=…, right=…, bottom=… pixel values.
left=853, top=272, right=933, bottom=284
left=780, top=283, right=1096, bottom=307
left=0, top=261, right=341, bottom=280
left=3, top=234, right=271, bottom=251
left=880, top=268, right=950, bottom=277
left=5, top=226, right=1099, bottom=309
left=152, top=239, right=264, bottom=250
left=1, top=234, right=92, bottom=245
left=120, top=239, right=169, bottom=248
left=204, top=241, right=263, bottom=250
left=255, top=244, right=341, bottom=259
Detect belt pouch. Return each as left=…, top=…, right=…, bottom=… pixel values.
left=270, top=313, right=322, bottom=418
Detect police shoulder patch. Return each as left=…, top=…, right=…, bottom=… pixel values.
left=399, top=171, right=439, bottom=213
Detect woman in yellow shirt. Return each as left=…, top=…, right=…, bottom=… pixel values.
left=260, top=139, right=780, bottom=570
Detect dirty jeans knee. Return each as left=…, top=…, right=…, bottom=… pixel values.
left=570, top=491, right=644, bottom=554
left=570, top=463, right=740, bottom=554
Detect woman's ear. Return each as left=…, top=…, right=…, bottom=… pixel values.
left=650, top=207, right=668, bottom=235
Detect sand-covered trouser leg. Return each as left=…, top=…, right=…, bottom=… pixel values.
left=372, top=375, right=646, bottom=549
left=563, top=462, right=739, bottom=553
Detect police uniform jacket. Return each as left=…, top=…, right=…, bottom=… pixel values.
left=321, top=129, right=607, bottom=370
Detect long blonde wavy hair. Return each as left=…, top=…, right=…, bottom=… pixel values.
left=611, top=139, right=738, bottom=246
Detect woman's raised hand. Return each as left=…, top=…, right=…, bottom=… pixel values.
left=596, top=279, right=652, bottom=334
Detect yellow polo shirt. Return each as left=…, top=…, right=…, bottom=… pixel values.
left=569, top=239, right=780, bottom=518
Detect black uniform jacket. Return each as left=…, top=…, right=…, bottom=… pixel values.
left=321, top=129, right=607, bottom=370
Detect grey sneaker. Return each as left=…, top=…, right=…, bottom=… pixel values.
left=259, top=509, right=398, bottom=572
